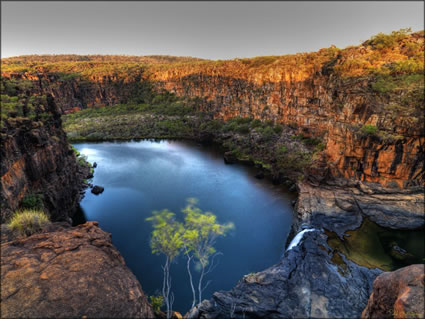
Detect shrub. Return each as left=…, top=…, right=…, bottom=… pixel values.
left=71, top=145, right=80, bottom=157
left=273, top=124, right=283, bottom=135
left=261, top=126, right=276, bottom=141
left=360, top=124, right=378, bottom=136
left=21, top=193, right=44, bottom=210
left=250, top=119, right=262, bottom=128
left=367, top=28, right=411, bottom=50
left=278, top=145, right=288, bottom=154
left=8, top=210, right=51, bottom=237
left=149, top=295, right=164, bottom=313
left=236, top=123, right=250, bottom=134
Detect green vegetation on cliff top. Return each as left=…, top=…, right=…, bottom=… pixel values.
left=1, top=29, right=423, bottom=79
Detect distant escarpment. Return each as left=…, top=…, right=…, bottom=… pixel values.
left=0, top=92, right=89, bottom=223
left=2, top=30, right=423, bottom=189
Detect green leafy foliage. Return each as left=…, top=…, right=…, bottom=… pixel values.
left=360, top=124, right=378, bottom=136
left=146, top=210, right=185, bottom=261
left=8, top=210, right=51, bottom=237
left=149, top=295, right=164, bottom=313
left=182, top=198, right=234, bottom=266
left=21, top=193, right=44, bottom=210
left=366, top=28, right=412, bottom=50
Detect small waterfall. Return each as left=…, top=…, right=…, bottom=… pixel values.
left=286, top=228, right=315, bottom=251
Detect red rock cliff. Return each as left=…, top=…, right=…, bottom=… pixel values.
left=1, top=31, right=423, bottom=189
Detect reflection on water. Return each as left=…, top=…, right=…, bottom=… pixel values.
left=327, top=218, right=424, bottom=271
left=74, top=140, right=295, bottom=314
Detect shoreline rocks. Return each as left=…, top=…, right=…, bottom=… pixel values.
left=189, top=229, right=382, bottom=318
left=91, top=185, right=104, bottom=195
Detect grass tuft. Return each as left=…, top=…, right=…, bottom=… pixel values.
left=8, top=209, right=51, bottom=237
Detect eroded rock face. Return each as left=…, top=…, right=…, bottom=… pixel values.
left=295, top=179, right=424, bottom=237
left=2, top=32, right=423, bottom=189
left=362, top=264, right=425, bottom=319
left=0, top=101, right=88, bottom=223
left=1, top=221, right=154, bottom=318
left=189, top=230, right=382, bottom=319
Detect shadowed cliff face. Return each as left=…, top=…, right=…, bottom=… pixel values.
left=0, top=96, right=88, bottom=223
left=1, top=31, right=424, bottom=188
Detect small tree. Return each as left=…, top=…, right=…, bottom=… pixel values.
left=146, top=210, right=184, bottom=319
left=182, top=198, right=234, bottom=309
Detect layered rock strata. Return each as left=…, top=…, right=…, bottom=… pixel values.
left=2, top=32, right=423, bottom=188
left=0, top=101, right=89, bottom=223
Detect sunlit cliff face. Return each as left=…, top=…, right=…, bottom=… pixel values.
left=1, top=31, right=424, bottom=188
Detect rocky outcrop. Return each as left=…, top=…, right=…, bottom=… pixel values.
left=295, top=179, right=424, bottom=237
left=362, top=264, right=424, bottom=319
left=189, top=229, right=382, bottom=318
left=1, top=99, right=89, bottom=223
left=0, top=99, right=89, bottom=223
left=1, top=221, right=154, bottom=318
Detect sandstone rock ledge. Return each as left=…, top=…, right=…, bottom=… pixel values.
left=1, top=221, right=154, bottom=318
left=362, top=264, right=425, bottom=319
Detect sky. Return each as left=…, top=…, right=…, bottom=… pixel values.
left=1, top=1, right=424, bottom=60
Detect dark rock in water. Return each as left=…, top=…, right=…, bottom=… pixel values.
left=190, top=229, right=382, bottom=319
left=93, top=162, right=97, bottom=168
left=0, top=222, right=154, bottom=318
left=255, top=171, right=265, bottom=179
left=362, top=264, right=424, bottom=319
left=223, top=152, right=237, bottom=164
left=389, top=243, right=413, bottom=261
left=91, top=185, right=104, bottom=195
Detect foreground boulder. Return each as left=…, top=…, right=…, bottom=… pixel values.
left=1, top=221, right=154, bottom=318
left=362, top=264, right=424, bottom=319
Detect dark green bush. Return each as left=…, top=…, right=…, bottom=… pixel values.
left=360, top=124, right=378, bottom=136
left=21, top=194, right=44, bottom=210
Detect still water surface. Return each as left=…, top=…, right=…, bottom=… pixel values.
left=74, top=140, right=295, bottom=313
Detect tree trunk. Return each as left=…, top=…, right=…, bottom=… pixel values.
left=197, top=263, right=206, bottom=308
left=186, top=254, right=196, bottom=310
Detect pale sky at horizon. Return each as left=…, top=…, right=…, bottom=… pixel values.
left=1, top=1, right=424, bottom=60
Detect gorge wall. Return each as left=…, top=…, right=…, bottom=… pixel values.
left=1, top=30, right=423, bottom=318
left=0, top=94, right=87, bottom=223
left=2, top=31, right=423, bottom=189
